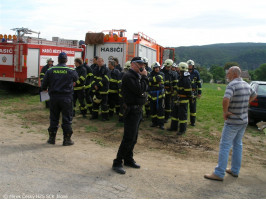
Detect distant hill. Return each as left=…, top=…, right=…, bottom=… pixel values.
left=174, top=43, right=266, bottom=70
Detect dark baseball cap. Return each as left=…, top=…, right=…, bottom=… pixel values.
left=58, top=52, right=67, bottom=59
left=131, top=57, right=145, bottom=64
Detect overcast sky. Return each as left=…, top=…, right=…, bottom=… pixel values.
left=1, top=0, right=266, bottom=47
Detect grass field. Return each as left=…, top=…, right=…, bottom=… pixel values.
left=0, top=83, right=265, bottom=164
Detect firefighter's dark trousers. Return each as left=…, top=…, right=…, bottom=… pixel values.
left=144, top=100, right=150, bottom=118
left=169, top=100, right=179, bottom=131
left=73, top=89, right=86, bottom=115
left=48, top=95, right=73, bottom=134
left=164, top=93, right=172, bottom=121
left=114, top=105, right=142, bottom=165
left=178, top=98, right=189, bottom=133
left=85, top=88, right=93, bottom=113
left=92, top=93, right=109, bottom=119
left=189, top=97, right=197, bottom=125
left=118, top=93, right=124, bottom=122
left=108, top=92, right=119, bottom=117
left=150, top=97, right=164, bottom=126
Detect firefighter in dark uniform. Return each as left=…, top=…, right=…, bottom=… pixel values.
left=149, top=61, right=165, bottom=130
left=90, top=56, right=98, bottom=71
left=168, top=63, right=180, bottom=131
left=108, top=60, right=120, bottom=117
left=112, top=57, right=148, bottom=174
left=40, top=57, right=54, bottom=108
left=176, top=62, right=192, bottom=135
left=73, top=58, right=87, bottom=118
left=187, top=59, right=202, bottom=126
left=41, top=52, right=78, bottom=146
left=113, top=57, right=122, bottom=72
left=83, top=61, right=93, bottom=114
left=90, top=57, right=110, bottom=121
left=118, top=61, right=131, bottom=122
left=161, top=59, right=175, bottom=123
left=143, top=57, right=151, bottom=118
left=171, top=63, right=179, bottom=109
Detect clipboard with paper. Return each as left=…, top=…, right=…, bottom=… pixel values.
left=40, top=91, right=50, bottom=102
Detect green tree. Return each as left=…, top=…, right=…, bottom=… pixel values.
left=209, top=66, right=226, bottom=83
left=254, top=63, right=266, bottom=81
left=200, top=70, right=213, bottom=83
left=224, top=62, right=239, bottom=71
left=248, top=70, right=256, bottom=81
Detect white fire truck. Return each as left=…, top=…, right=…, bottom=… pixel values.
left=84, top=29, right=175, bottom=68
left=0, top=28, right=83, bottom=88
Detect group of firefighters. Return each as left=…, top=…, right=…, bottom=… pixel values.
left=40, top=56, right=202, bottom=136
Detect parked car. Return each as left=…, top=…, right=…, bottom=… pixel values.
left=248, top=81, right=266, bottom=125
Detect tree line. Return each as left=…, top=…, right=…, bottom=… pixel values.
left=172, top=43, right=266, bottom=83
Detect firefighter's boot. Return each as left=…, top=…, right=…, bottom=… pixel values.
left=168, top=120, right=178, bottom=131
left=177, top=123, right=187, bottom=135
left=47, top=131, right=56, bottom=144
left=63, top=133, right=74, bottom=146
left=190, top=116, right=196, bottom=126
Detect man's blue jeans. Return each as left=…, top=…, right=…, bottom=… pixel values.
left=214, top=123, right=248, bottom=178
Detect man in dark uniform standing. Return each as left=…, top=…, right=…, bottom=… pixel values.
left=90, top=57, right=110, bottom=121
left=112, top=57, right=148, bottom=174
left=73, top=58, right=87, bottom=118
left=176, top=62, right=192, bottom=135
left=41, top=52, right=78, bottom=146
left=83, top=60, right=93, bottom=114
left=187, top=59, right=202, bottom=126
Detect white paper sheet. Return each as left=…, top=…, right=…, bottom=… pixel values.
left=40, top=91, right=50, bottom=102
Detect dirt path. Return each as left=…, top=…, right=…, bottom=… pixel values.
left=0, top=113, right=265, bottom=199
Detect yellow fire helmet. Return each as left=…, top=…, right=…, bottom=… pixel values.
left=164, top=59, right=174, bottom=67
left=179, top=62, right=188, bottom=72
left=124, top=61, right=131, bottom=69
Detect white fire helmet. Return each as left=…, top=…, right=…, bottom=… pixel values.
left=142, top=57, right=148, bottom=64
left=164, top=59, right=174, bottom=67
left=46, top=57, right=54, bottom=63
left=172, top=63, right=177, bottom=68
left=179, top=62, right=188, bottom=72
left=187, top=59, right=195, bottom=66
left=124, top=61, right=131, bottom=69
left=151, top=61, right=161, bottom=70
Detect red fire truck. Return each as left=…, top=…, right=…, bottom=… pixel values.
left=0, top=28, right=174, bottom=90
left=0, top=28, right=83, bottom=89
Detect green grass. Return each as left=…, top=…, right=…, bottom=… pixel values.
left=84, top=125, right=98, bottom=132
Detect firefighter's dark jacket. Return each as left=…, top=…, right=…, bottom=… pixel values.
left=41, top=64, right=78, bottom=96
left=190, top=69, right=202, bottom=95
left=109, top=68, right=120, bottom=93
left=122, top=69, right=148, bottom=105
left=161, top=68, right=174, bottom=90
left=115, top=64, right=122, bottom=72
left=74, top=65, right=87, bottom=90
left=40, top=64, right=51, bottom=81
left=148, top=70, right=165, bottom=91
left=178, top=72, right=192, bottom=98
left=91, top=64, right=110, bottom=94
left=83, top=63, right=93, bottom=88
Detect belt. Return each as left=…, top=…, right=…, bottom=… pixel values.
left=178, top=94, right=187, bottom=98
left=127, top=105, right=142, bottom=109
